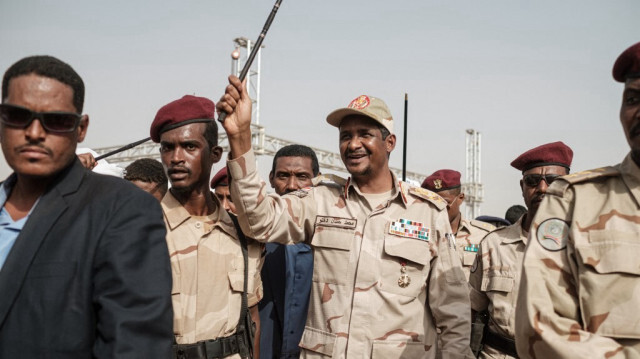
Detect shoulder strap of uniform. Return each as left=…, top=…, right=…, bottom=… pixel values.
left=547, top=166, right=620, bottom=196
left=469, top=219, right=495, bottom=232
left=561, top=166, right=620, bottom=184
left=312, top=173, right=347, bottom=188
left=407, top=186, right=446, bottom=210
left=229, top=214, right=254, bottom=358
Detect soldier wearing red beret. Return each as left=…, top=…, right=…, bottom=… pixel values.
left=210, top=167, right=236, bottom=214
left=515, top=42, right=640, bottom=358
left=152, top=95, right=262, bottom=358
left=422, top=169, right=494, bottom=280
left=469, top=141, right=573, bottom=358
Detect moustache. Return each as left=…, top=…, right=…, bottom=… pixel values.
left=16, top=142, right=53, bottom=156
left=167, top=167, right=191, bottom=175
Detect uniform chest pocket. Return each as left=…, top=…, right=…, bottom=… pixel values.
left=578, top=230, right=640, bottom=275
left=480, top=275, right=514, bottom=293
left=311, top=227, right=353, bottom=285
left=380, top=235, right=431, bottom=298
left=575, top=231, right=640, bottom=339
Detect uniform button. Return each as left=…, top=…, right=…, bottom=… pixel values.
left=195, top=222, right=201, bottom=228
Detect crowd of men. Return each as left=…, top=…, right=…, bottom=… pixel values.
left=0, top=40, right=638, bottom=359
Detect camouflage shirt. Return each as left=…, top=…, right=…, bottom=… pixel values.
left=469, top=216, right=527, bottom=359
left=161, top=191, right=263, bottom=348
left=456, top=218, right=495, bottom=280
left=515, top=153, right=640, bottom=359
left=228, top=150, right=473, bottom=359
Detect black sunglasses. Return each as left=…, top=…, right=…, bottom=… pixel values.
left=0, top=103, right=81, bottom=133
left=523, top=174, right=561, bottom=187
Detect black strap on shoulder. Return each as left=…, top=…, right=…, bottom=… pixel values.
left=229, top=214, right=254, bottom=359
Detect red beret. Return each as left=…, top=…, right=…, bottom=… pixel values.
left=421, top=169, right=461, bottom=192
left=613, top=42, right=640, bottom=82
left=511, top=141, right=573, bottom=172
left=150, top=95, right=216, bottom=142
left=210, top=167, right=229, bottom=189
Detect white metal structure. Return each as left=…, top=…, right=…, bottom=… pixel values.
left=462, top=129, right=483, bottom=219
left=93, top=123, right=427, bottom=183
left=231, top=37, right=263, bottom=125
left=94, top=37, right=428, bottom=185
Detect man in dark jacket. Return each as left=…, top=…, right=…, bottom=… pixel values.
left=0, top=55, right=173, bottom=358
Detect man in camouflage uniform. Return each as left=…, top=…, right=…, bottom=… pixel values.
left=421, top=169, right=495, bottom=280
left=469, top=141, right=574, bottom=358
left=151, top=95, right=263, bottom=359
left=217, top=76, right=474, bottom=359
left=515, top=42, right=640, bottom=359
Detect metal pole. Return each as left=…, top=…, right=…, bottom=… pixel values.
left=218, top=0, right=284, bottom=123
left=402, top=93, right=408, bottom=182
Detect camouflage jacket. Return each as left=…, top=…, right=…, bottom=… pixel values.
left=456, top=218, right=495, bottom=280
left=161, top=191, right=264, bottom=349
left=469, top=216, right=527, bottom=358
left=515, top=153, right=640, bottom=359
left=228, top=150, right=473, bottom=359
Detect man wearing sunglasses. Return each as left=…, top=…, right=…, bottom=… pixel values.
left=0, top=56, right=173, bottom=357
left=515, top=42, right=640, bottom=358
left=421, top=169, right=495, bottom=281
left=469, top=141, right=573, bottom=359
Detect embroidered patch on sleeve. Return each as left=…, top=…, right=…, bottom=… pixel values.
left=536, top=218, right=569, bottom=251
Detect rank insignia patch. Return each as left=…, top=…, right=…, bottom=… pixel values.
left=464, top=244, right=479, bottom=252
left=537, top=218, right=569, bottom=251
left=389, top=218, right=429, bottom=241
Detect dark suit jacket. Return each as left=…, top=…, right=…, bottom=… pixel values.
left=0, top=159, right=173, bottom=358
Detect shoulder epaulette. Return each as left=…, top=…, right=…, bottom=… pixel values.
left=408, top=186, right=446, bottom=210
left=560, top=166, right=620, bottom=184
left=312, top=173, right=347, bottom=188
left=480, top=225, right=509, bottom=243
left=469, top=219, right=495, bottom=232
left=547, top=166, right=620, bottom=196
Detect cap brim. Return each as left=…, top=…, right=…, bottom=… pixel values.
left=326, top=108, right=377, bottom=128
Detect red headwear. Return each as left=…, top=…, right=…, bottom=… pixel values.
left=421, top=169, right=461, bottom=192
left=150, top=95, right=215, bottom=143
left=510, top=141, right=573, bottom=172
left=613, top=42, right=640, bottom=83
left=210, top=167, right=229, bottom=189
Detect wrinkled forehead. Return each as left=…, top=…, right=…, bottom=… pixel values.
left=338, top=115, right=380, bottom=132
left=522, top=164, right=568, bottom=176
left=274, top=156, right=314, bottom=173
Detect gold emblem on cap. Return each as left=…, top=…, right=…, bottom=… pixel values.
left=433, top=179, right=442, bottom=190
left=348, top=95, right=370, bottom=110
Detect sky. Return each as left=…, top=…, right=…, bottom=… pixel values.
left=0, top=0, right=638, bottom=217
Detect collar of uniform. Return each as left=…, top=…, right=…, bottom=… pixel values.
left=620, top=152, right=640, bottom=208
left=344, top=171, right=407, bottom=205
left=458, top=217, right=472, bottom=234
left=161, top=190, right=236, bottom=234
left=500, top=216, right=528, bottom=245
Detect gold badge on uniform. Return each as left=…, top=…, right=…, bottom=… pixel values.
left=433, top=179, right=442, bottom=190
left=398, top=260, right=411, bottom=288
